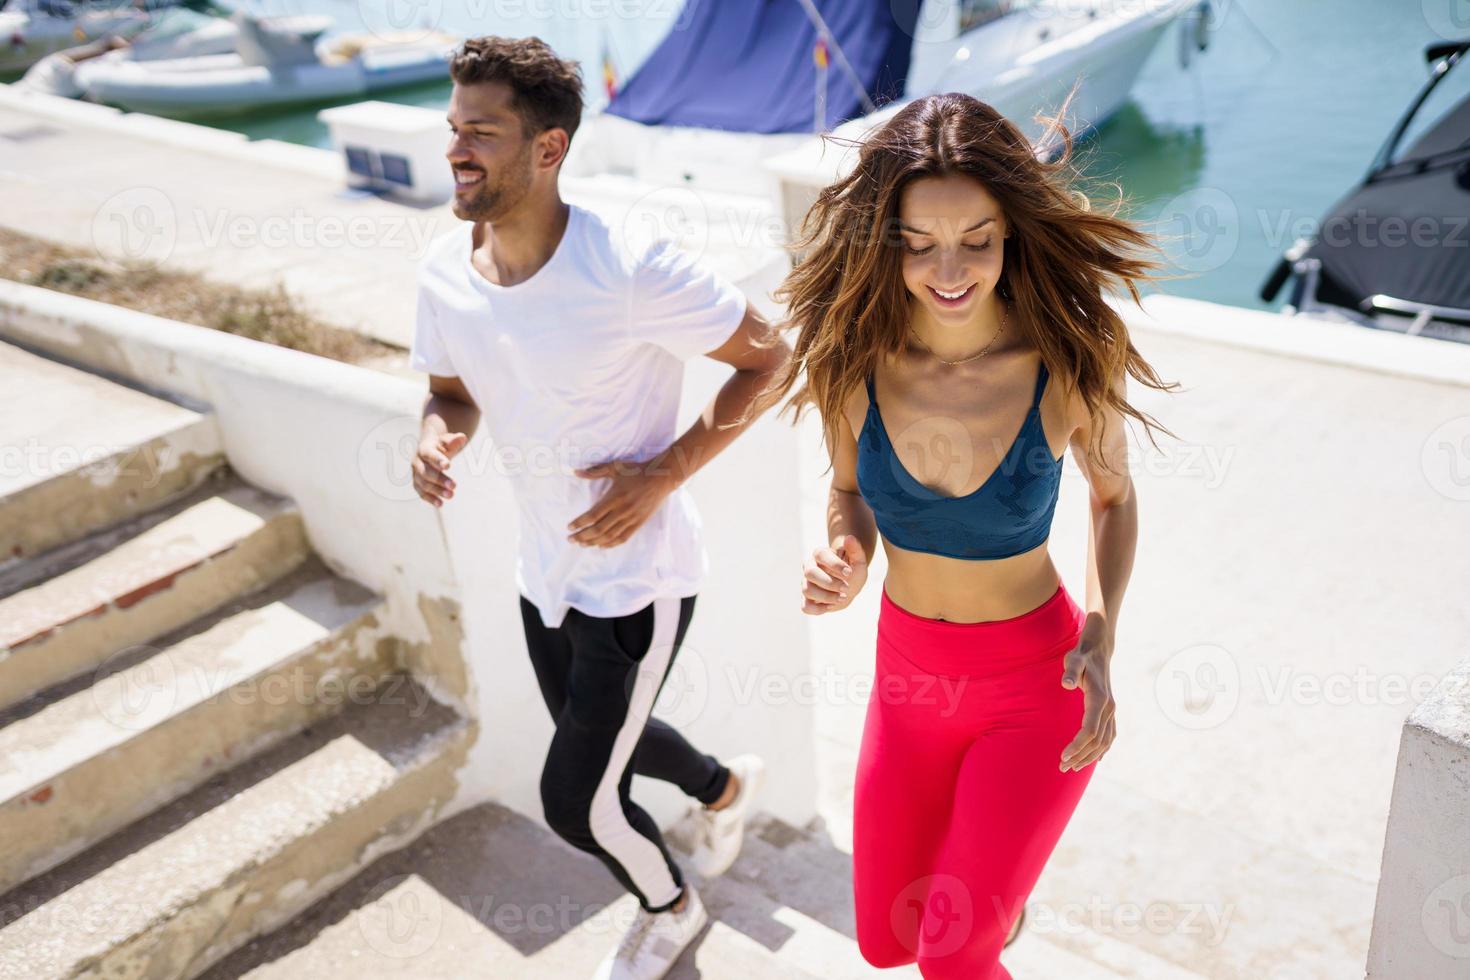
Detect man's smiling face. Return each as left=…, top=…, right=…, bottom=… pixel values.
left=444, top=80, right=538, bottom=223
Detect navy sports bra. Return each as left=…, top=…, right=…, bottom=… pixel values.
left=856, top=358, right=1064, bottom=560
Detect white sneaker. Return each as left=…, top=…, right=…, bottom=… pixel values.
left=593, top=885, right=708, bottom=980
left=689, top=753, right=766, bottom=878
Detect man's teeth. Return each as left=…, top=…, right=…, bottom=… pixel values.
left=934, top=286, right=969, bottom=300
left=456, top=171, right=484, bottom=185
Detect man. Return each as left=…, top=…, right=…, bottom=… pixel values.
left=408, top=36, right=790, bottom=980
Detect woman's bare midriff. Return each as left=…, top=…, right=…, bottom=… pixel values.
left=879, top=536, right=1063, bottom=623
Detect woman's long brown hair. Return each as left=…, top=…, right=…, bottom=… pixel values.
left=757, top=89, right=1182, bottom=472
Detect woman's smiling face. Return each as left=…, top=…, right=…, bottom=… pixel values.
left=896, top=173, right=1010, bottom=324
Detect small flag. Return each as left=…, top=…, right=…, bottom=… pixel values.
left=601, top=37, right=618, bottom=101
left=814, top=38, right=828, bottom=70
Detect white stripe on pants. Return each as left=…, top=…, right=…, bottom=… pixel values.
left=588, top=594, right=682, bottom=909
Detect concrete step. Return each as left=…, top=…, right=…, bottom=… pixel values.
left=0, top=674, right=475, bottom=980
left=670, top=813, right=1190, bottom=979
left=0, top=473, right=309, bottom=713
left=234, top=879, right=828, bottom=980
left=0, top=340, right=225, bottom=567
left=667, top=815, right=911, bottom=980
left=196, top=802, right=830, bottom=980
left=201, top=796, right=1202, bottom=980
left=0, top=464, right=232, bottom=601
left=0, top=557, right=393, bottom=894
left=201, top=795, right=1163, bottom=979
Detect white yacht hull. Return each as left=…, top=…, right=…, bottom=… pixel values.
left=564, top=0, right=1201, bottom=229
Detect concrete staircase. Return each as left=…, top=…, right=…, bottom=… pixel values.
left=196, top=803, right=870, bottom=979
left=189, top=802, right=1160, bottom=979
left=0, top=341, right=476, bottom=978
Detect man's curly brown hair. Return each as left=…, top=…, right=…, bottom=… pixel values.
left=449, top=36, right=584, bottom=143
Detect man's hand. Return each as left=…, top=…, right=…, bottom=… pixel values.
left=413, top=430, right=468, bottom=508
left=567, top=458, right=678, bottom=548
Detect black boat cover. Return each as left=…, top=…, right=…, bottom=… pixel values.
left=1306, top=91, right=1470, bottom=313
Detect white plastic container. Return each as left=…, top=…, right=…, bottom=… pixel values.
left=317, top=100, right=452, bottom=204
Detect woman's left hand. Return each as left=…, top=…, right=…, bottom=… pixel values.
left=1059, top=621, right=1116, bottom=772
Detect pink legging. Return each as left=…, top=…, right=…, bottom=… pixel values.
left=853, top=579, right=1095, bottom=979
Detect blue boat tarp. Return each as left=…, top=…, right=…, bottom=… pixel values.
left=606, top=0, right=920, bottom=134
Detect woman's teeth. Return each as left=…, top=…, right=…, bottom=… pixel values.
left=931, top=285, right=972, bottom=301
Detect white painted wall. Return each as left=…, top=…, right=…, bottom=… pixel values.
left=1366, top=655, right=1470, bottom=977
left=0, top=277, right=820, bottom=835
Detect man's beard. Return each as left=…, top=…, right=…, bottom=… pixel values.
left=451, top=147, right=534, bottom=222
left=452, top=179, right=509, bottom=222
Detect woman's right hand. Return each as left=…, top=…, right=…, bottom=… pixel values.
left=801, top=534, right=869, bottom=615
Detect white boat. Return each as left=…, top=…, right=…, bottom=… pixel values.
left=0, top=0, right=162, bottom=73
left=70, top=11, right=458, bottom=118
left=17, top=8, right=236, bottom=99
left=563, top=0, right=1213, bottom=231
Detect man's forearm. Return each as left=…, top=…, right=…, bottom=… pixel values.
left=422, top=392, right=481, bottom=443
left=649, top=364, right=778, bottom=487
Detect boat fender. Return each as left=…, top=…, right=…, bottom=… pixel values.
left=1179, top=0, right=1212, bottom=69
left=1195, top=0, right=1213, bottom=52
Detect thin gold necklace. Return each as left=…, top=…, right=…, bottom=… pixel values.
left=911, top=305, right=1009, bottom=367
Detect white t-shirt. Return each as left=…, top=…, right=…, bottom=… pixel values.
left=410, top=203, right=748, bottom=628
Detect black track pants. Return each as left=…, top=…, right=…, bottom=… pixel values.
left=519, top=593, right=731, bottom=912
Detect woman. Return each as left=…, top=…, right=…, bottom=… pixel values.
left=762, top=92, right=1179, bottom=978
